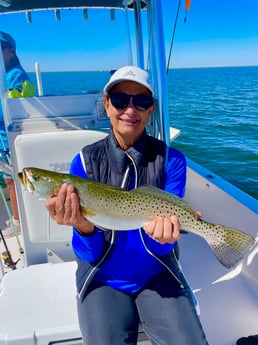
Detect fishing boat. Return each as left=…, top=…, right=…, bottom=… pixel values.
left=0, top=1, right=257, bottom=344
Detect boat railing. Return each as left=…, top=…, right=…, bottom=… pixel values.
left=3, top=93, right=110, bottom=132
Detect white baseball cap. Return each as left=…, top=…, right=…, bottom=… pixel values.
left=103, top=66, right=154, bottom=96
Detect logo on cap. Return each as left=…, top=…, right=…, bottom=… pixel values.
left=124, top=70, right=136, bottom=77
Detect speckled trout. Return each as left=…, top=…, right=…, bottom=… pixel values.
left=18, top=167, right=255, bottom=269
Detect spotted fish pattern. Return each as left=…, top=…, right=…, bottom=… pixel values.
left=18, top=167, right=256, bottom=268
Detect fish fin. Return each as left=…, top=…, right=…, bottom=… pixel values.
left=52, top=185, right=61, bottom=197
left=208, top=225, right=255, bottom=268
left=80, top=206, right=96, bottom=217
left=134, top=185, right=195, bottom=214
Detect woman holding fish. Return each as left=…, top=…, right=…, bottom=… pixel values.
left=45, top=66, right=208, bottom=345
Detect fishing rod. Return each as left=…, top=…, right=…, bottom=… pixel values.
left=0, top=228, right=20, bottom=270
left=166, top=0, right=181, bottom=74
left=166, top=0, right=192, bottom=73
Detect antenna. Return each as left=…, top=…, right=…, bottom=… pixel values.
left=55, top=9, right=61, bottom=21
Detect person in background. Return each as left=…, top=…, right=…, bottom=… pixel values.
left=0, top=31, right=35, bottom=237
left=237, top=335, right=258, bottom=345
left=45, top=65, right=208, bottom=345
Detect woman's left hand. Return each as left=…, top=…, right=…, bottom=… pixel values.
left=143, top=215, right=180, bottom=244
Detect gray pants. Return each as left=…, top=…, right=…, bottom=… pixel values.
left=77, top=273, right=208, bottom=345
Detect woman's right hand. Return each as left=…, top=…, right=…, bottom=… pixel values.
left=45, top=183, right=94, bottom=235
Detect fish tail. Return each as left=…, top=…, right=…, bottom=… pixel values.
left=207, top=224, right=255, bottom=268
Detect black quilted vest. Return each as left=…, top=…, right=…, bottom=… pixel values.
left=76, top=130, right=187, bottom=300
left=81, top=129, right=167, bottom=188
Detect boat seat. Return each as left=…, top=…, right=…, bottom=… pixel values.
left=14, top=129, right=107, bottom=264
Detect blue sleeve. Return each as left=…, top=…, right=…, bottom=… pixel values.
left=163, top=147, right=187, bottom=198
left=6, top=67, right=30, bottom=91
left=142, top=146, right=187, bottom=256
left=69, top=153, right=86, bottom=178
left=70, top=153, right=105, bottom=263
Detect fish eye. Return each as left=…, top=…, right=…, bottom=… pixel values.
left=33, top=174, right=40, bottom=181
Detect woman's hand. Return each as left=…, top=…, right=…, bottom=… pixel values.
left=143, top=211, right=202, bottom=244
left=143, top=215, right=180, bottom=244
left=45, top=183, right=94, bottom=235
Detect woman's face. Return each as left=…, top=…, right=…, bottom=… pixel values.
left=104, top=81, right=155, bottom=150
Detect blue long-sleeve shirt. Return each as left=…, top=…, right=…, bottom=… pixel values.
left=6, top=65, right=29, bottom=91
left=0, top=64, right=31, bottom=124
left=71, top=146, right=186, bottom=293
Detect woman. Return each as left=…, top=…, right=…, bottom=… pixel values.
left=46, top=65, right=208, bottom=345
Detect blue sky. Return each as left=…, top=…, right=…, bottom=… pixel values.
left=0, top=0, right=257, bottom=72
left=167, top=0, right=258, bottom=69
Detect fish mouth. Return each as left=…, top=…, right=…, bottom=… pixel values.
left=18, top=172, right=22, bottom=181
left=18, top=171, right=25, bottom=186
left=18, top=169, right=35, bottom=193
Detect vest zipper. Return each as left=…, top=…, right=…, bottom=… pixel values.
left=138, top=229, right=184, bottom=288
left=78, top=229, right=116, bottom=299
left=78, top=160, right=133, bottom=299
left=125, top=152, right=138, bottom=187
left=126, top=152, right=184, bottom=288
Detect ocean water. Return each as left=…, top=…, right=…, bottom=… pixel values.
left=167, top=66, right=258, bottom=200
left=29, top=66, right=258, bottom=200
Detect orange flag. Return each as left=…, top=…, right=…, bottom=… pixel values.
left=185, top=0, right=192, bottom=12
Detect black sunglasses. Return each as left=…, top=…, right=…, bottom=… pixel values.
left=109, top=92, right=154, bottom=111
